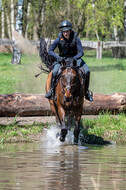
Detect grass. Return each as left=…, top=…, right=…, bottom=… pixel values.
left=81, top=113, right=126, bottom=144
left=0, top=123, right=45, bottom=143
left=84, top=49, right=126, bottom=94
left=0, top=50, right=126, bottom=94
left=0, top=113, right=125, bottom=144
left=0, top=52, right=47, bottom=94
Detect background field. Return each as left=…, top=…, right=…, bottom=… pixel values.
left=0, top=50, right=126, bottom=95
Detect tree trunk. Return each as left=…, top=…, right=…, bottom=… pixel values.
left=11, top=0, right=23, bottom=64
left=6, top=9, right=11, bottom=39
left=11, top=0, right=15, bottom=38
left=66, top=0, right=70, bottom=19
left=0, top=93, right=125, bottom=117
left=1, top=6, right=5, bottom=39
left=38, top=1, right=46, bottom=38
left=112, top=46, right=126, bottom=58
left=33, top=5, right=39, bottom=41
left=124, top=0, right=126, bottom=40
left=112, top=47, right=120, bottom=58
left=25, top=2, right=31, bottom=39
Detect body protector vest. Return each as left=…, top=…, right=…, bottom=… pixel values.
left=58, top=31, right=78, bottom=58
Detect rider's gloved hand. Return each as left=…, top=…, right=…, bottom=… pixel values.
left=57, top=56, right=64, bottom=63
left=66, top=57, right=77, bottom=67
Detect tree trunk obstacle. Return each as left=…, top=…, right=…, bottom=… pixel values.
left=0, top=93, right=125, bottom=117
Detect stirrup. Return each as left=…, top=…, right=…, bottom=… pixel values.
left=45, top=89, right=53, bottom=99
left=85, top=90, right=93, bottom=102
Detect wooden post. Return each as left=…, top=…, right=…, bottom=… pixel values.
left=97, top=41, right=102, bottom=59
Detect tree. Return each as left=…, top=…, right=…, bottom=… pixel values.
left=11, top=0, right=23, bottom=64
left=124, top=0, right=126, bottom=40
left=1, top=4, right=4, bottom=38
left=25, top=1, right=30, bottom=39
left=11, top=0, right=15, bottom=39
left=108, top=0, right=126, bottom=57
left=0, top=0, right=125, bottom=58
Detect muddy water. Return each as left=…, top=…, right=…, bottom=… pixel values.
left=0, top=127, right=126, bottom=190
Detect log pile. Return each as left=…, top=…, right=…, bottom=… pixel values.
left=0, top=93, right=125, bottom=117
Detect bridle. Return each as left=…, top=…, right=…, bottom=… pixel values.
left=60, top=67, right=82, bottom=100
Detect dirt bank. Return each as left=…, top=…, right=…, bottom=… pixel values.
left=0, top=115, right=99, bottom=126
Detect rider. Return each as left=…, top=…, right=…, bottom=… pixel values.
left=45, top=20, right=93, bottom=102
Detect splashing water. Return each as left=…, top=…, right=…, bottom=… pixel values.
left=41, top=125, right=83, bottom=150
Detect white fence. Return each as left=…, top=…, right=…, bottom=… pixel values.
left=0, top=39, right=126, bottom=59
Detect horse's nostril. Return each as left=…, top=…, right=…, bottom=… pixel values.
left=64, top=96, right=72, bottom=102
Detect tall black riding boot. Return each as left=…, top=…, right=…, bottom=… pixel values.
left=45, top=74, right=55, bottom=99
left=85, top=73, right=93, bottom=102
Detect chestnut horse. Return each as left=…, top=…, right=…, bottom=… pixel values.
left=46, top=59, right=85, bottom=143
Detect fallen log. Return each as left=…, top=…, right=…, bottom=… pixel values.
left=0, top=93, right=125, bottom=117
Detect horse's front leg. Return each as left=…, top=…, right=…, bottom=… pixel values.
left=74, top=108, right=82, bottom=143
left=58, top=105, right=67, bottom=142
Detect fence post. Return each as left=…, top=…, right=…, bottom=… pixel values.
left=97, top=41, right=102, bottom=59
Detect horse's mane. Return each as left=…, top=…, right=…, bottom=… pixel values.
left=39, top=37, right=56, bottom=73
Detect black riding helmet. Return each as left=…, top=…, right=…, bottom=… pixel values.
left=59, top=20, right=72, bottom=31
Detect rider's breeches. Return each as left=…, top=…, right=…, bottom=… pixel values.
left=76, top=59, right=90, bottom=75
left=52, top=63, right=61, bottom=76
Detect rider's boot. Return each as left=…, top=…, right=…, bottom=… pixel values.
left=85, top=73, right=93, bottom=102
left=45, top=74, right=55, bottom=99
left=85, top=90, right=93, bottom=102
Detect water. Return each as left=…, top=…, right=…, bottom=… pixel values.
left=0, top=127, right=126, bottom=190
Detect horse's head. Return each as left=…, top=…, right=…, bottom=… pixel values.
left=61, top=67, right=80, bottom=103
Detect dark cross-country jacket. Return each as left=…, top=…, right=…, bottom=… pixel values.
left=48, top=30, right=84, bottom=60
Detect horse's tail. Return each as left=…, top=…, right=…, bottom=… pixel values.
left=39, top=37, right=56, bottom=73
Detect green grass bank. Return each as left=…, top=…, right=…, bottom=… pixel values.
left=0, top=113, right=126, bottom=144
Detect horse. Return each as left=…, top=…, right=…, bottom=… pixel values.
left=38, top=38, right=85, bottom=143
left=45, top=58, right=85, bottom=143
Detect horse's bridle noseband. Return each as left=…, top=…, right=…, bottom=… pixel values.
left=60, top=67, right=82, bottom=102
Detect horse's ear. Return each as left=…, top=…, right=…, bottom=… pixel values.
left=62, top=58, right=66, bottom=66
left=61, top=59, right=66, bottom=71
left=73, top=59, right=77, bottom=67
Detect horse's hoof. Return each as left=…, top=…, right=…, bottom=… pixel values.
left=56, top=132, right=65, bottom=142
left=60, top=136, right=65, bottom=142
left=61, top=128, right=67, bottom=136
left=74, top=137, right=78, bottom=144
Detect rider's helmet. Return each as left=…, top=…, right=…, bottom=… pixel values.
left=59, top=20, right=72, bottom=31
